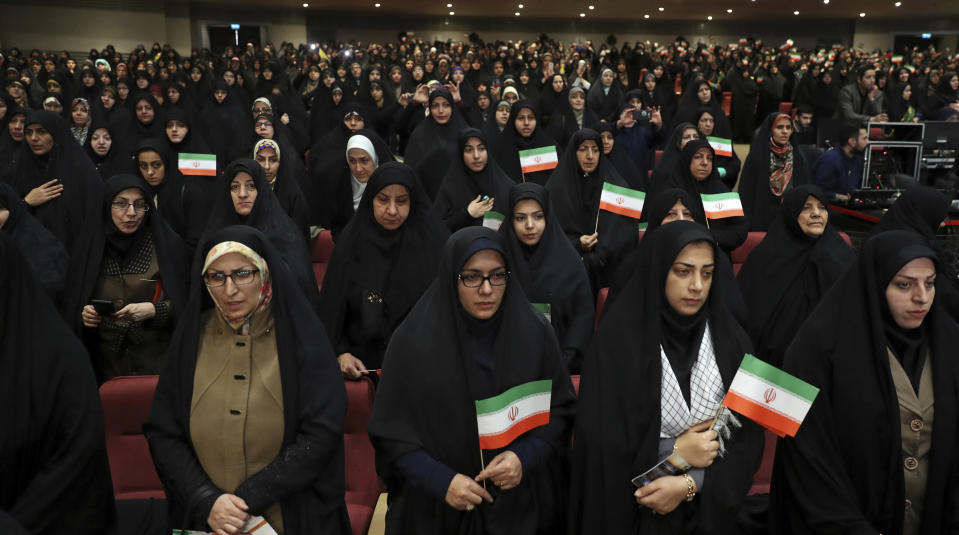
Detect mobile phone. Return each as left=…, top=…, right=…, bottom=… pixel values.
left=90, top=299, right=116, bottom=315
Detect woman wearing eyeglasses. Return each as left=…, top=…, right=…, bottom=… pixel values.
left=368, top=226, right=576, bottom=534
left=63, top=174, right=188, bottom=382
left=145, top=225, right=352, bottom=535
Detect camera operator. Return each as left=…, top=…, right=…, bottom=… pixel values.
left=613, top=90, right=664, bottom=188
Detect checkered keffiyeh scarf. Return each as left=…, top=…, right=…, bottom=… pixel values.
left=659, top=323, right=724, bottom=439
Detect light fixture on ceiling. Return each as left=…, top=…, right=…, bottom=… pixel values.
left=518, top=3, right=524, bottom=7
left=658, top=6, right=664, bottom=11
left=859, top=11, right=865, bottom=16
left=588, top=5, right=595, bottom=9
left=515, top=11, right=520, bottom=15
left=643, top=13, right=650, bottom=18
left=302, top=2, right=308, bottom=6
left=707, top=15, right=713, bottom=20
left=579, top=12, right=586, bottom=17
left=449, top=10, right=455, bottom=14
left=446, top=3, right=452, bottom=6
left=374, top=2, right=380, bottom=6
left=823, top=0, right=829, bottom=3
left=727, top=8, right=732, bottom=12
left=894, top=1, right=901, bottom=5
left=793, top=10, right=800, bottom=15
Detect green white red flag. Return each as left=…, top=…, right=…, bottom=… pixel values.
left=721, top=354, right=820, bottom=437
left=178, top=153, right=216, bottom=176
left=700, top=192, right=744, bottom=219
left=475, top=379, right=552, bottom=450
left=518, top=146, right=559, bottom=174
left=707, top=136, right=733, bottom=157
left=599, top=182, right=645, bottom=219
left=482, top=210, right=504, bottom=231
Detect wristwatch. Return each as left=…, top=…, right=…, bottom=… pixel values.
left=682, top=473, right=697, bottom=502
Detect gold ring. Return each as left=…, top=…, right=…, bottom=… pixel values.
left=466, top=504, right=474, bottom=511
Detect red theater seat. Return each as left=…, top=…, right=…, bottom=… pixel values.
left=778, top=101, right=793, bottom=114
left=99, top=375, right=165, bottom=500
left=571, top=375, right=581, bottom=396
left=594, top=287, right=609, bottom=332
left=344, top=377, right=382, bottom=535
left=731, top=232, right=766, bottom=274
left=311, top=230, right=335, bottom=290
left=722, top=92, right=732, bottom=116
left=748, top=430, right=778, bottom=495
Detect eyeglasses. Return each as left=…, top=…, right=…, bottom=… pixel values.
left=458, top=270, right=509, bottom=288
left=111, top=200, right=150, bottom=213
left=203, top=269, right=259, bottom=288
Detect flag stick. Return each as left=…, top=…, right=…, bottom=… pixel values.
left=521, top=171, right=527, bottom=183
left=709, top=397, right=727, bottom=431
left=594, top=209, right=601, bottom=234
left=478, top=445, right=488, bottom=491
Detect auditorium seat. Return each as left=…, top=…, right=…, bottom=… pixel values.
left=778, top=101, right=793, bottom=114
left=869, top=127, right=883, bottom=140
left=594, top=287, right=609, bottom=332
left=99, top=375, right=165, bottom=500
left=748, top=429, right=778, bottom=495
left=654, top=149, right=664, bottom=166
left=344, top=377, right=383, bottom=535
left=311, top=229, right=335, bottom=290
left=731, top=232, right=766, bottom=274
left=674, top=74, right=683, bottom=95
left=722, top=92, right=732, bottom=116
left=570, top=374, right=580, bottom=396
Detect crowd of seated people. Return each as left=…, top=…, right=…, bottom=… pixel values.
left=1, top=35, right=958, bottom=535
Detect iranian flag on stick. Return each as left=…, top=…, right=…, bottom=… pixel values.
left=475, top=380, right=552, bottom=450
left=707, top=136, right=733, bottom=157
left=722, top=354, right=820, bottom=437
left=518, top=146, right=559, bottom=174
left=482, top=210, right=504, bottom=231
left=598, top=182, right=645, bottom=219
left=700, top=192, right=744, bottom=219
left=178, top=153, right=217, bottom=176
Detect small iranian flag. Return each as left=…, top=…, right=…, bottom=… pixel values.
left=700, top=192, right=744, bottom=219
left=518, top=146, right=559, bottom=174
left=722, top=354, right=820, bottom=437
left=475, top=379, right=552, bottom=450
left=599, top=182, right=645, bottom=219
left=789, top=53, right=802, bottom=62
left=779, top=39, right=794, bottom=51
left=891, top=55, right=903, bottom=63
left=482, top=210, right=504, bottom=231
left=178, top=153, right=216, bottom=176
left=531, top=302, right=551, bottom=322
left=707, top=136, right=733, bottom=157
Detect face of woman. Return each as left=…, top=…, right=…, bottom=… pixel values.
left=190, top=69, right=202, bottom=82
left=347, top=148, right=375, bottom=182
left=372, top=183, right=410, bottom=231
left=681, top=126, right=700, bottom=148
left=495, top=105, right=510, bottom=126
left=137, top=150, right=165, bottom=186
left=662, top=199, right=694, bottom=224
left=430, top=96, right=452, bottom=124
left=477, top=94, right=491, bottom=110
left=44, top=100, right=63, bottom=114
left=690, top=147, right=713, bottom=181
left=110, top=187, right=147, bottom=234
left=452, top=70, right=464, bottom=83
left=165, top=120, right=187, bottom=143
left=24, top=124, right=54, bottom=156
left=577, top=139, right=600, bottom=174
left=665, top=241, right=714, bottom=316
left=602, top=70, right=614, bottom=86
left=91, top=128, right=112, bottom=156
left=552, top=76, right=564, bottom=93
left=100, top=91, right=116, bottom=109
left=463, top=136, right=488, bottom=172
left=771, top=116, right=793, bottom=146
left=254, top=117, right=275, bottom=139
left=117, top=83, right=129, bottom=100
left=600, top=131, right=615, bottom=155
left=644, top=77, right=656, bottom=91
left=697, top=114, right=714, bottom=137
left=569, top=92, right=585, bottom=111
left=371, top=86, right=384, bottom=102
left=457, top=249, right=508, bottom=320
left=255, top=148, right=279, bottom=182
left=512, top=199, right=546, bottom=246
left=902, top=85, right=912, bottom=100
left=697, top=84, right=712, bottom=104
left=230, top=171, right=258, bottom=216
left=514, top=107, right=536, bottom=137
left=950, top=75, right=958, bottom=91
left=885, top=257, right=936, bottom=330
left=72, top=103, right=89, bottom=126
left=135, top=100, right=154, bottom=124
left=205, top=252, right=264, bottom=321
left=797, top=195, right=828, bottom=237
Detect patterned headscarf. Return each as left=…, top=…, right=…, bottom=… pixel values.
left=202, top=241, right=273, bottom=332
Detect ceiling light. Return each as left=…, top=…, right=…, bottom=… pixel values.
left=793, top=10, right=799, bottom=15
left=374, top=2, right=380, bottom=6
left=643, top=13, right=650, bottom=18
left=859, top=11, right=865, bottom=16
left=515, top=11, right=520, bottom=15
left=449, top=10, right=455, bottom=14
left=727, top=8, right=732, bottom=12
left=518, top=3, right=524, bottom=7
left=579, top=12, right=586, bottom=16
left=446, top=3, right=452, bottom=6
left=894, top=1, right=901, bottom=5
left=658, top=6, right=664, bottom=11
left=707, top=15, right=713, bottom=20
left=588, top=5, right=595, bottom=9
left=302, top=2, right=308, bottom=6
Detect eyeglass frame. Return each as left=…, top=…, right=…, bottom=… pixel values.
left=203, top=268, right=261, bottom=288
left=110, top=200, right=150, bottom=213
left=457, top=270, right=510, bottom=288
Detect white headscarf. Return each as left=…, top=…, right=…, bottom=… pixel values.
left=345, top=134, right=378, bottom=211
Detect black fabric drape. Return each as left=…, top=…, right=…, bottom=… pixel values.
left=769, top=231, right=959, bottom=535
left=499, top=183, right=593, bottom=373
left=739, top=112, right=810, bottom=231
left=736, top=184, right=855, bottom=367
left=569, top=221, right=763, bottom=534
left=318, top=161, right=447, bottom=370
left=0, top=232, right=116, bottom=535
left=368, top=226, right=576, bottom=534
left=143, top=226, right=351, bottom=534
left=404, top=89, right=468, bottom=200
left=434, top=128, right=516, bottom=233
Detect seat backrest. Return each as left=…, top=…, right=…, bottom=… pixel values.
left=570, top=375, right=581, bottom=396
left=778, top=101, right=793, bottom=114
left=654, top=149, right=664, bottom=166
left=594, top=287, right=609, bottom=332
left=730, top=232, right=767, bottom=267
left=310, top=230, right=335, bottom=263
left=344, top=378, right=382, bottom=511
left=99, top=375, right=166, bottom=500
left=722, top=91, right=732, bottom=116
